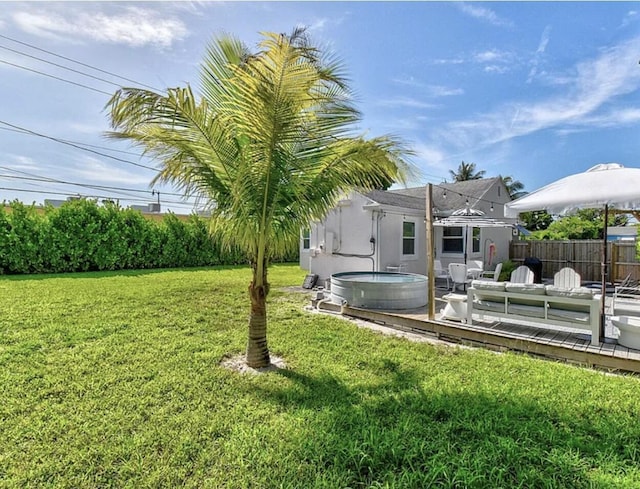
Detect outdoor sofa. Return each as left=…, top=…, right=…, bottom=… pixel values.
left=467, top=279, right=601, bottom=345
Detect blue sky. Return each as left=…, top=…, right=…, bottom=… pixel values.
left=0, top=1, right=638, bottom=213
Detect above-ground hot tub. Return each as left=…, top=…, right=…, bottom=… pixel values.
left=330, top=271, right=428, bottom=310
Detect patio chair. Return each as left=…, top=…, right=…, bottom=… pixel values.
left=449, top=263, right=471, bottom=292
left=554, top=267, right=581, bottom=289
left=510, top=265, right=534, bottom=284
left=613, top=273, right=640, bottom=317
left=434, top=259, right=450, bottom=289
left=466, top=259, right=484, bottom=280
left=480, top=262, right=503, bottom=282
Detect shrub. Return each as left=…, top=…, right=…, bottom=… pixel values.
left=0, top=199, right=297, bottom=274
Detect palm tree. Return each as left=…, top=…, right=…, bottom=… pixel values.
left=449, top=161, right=485, bottom=182
left=501, top=175, right=526, bottom=199
left=105, top=28, right=411, bottom=368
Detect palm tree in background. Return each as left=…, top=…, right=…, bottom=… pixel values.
left=106, top=28, right=412, bottom=368
left=501, top=175, right=527, bottom=199
left=449, top=161, right=485, bottom=182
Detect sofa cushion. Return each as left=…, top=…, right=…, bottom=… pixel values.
left=505, top=283, right=546, bottom=294
left=503, top=283, right=547, bottom=306
left=545, top=286, right=594, bottom=299
left=471, top=280, right=506, bottom=291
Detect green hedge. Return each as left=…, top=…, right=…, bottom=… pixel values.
left=0, top=200, right=297, bottom=274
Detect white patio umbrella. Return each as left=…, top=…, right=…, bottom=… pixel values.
left=505, top=163, right=640, bottom=340
left=434, top=208, right=514, bottom=264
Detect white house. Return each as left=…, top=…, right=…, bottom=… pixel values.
left=300, top=177, right=517, bottom=281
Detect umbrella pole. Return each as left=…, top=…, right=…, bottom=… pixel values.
left=600, top=204, right=608, bottom=342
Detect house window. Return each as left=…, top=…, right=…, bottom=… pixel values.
left=472, top=227, right=480, bottom=253
left=442, top=227, right=463, bottom=253
left=402, top=221, right=416, bottom=255
left=302, top=229, right=310, bottom=250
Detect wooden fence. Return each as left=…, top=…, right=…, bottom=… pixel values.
left=510, top=239, right=640, bottom=283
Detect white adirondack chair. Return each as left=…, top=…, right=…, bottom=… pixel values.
left=554, top=267, right=581, bottom=289
left=434, top=260, right=450, bottom=289
left=510, top=265, right=534, bottom=284
left=449, top=263, right=470, bottom=292
left=480, top=262, right=503, bottom=282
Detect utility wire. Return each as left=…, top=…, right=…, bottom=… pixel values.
left=0, top=43, right=124, bottom=89
left=0, top=120, right=158, bottom=171
left=0, top=173, right=161, bottom=203
left=0, top=127, right=143, bottom=156
left=0, top=186, right=197, bottom=208
left=0, top=166, right=197, bottom=206
left=0, top=58, right=112, bottom=96
left=0, top=33, right=160, bottom=92
left=0, top=167, right=191, bottom=199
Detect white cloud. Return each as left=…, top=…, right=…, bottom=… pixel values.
left=12, top=6, right=188, bottom=47
left=457, top=3, right=513, bottom=28
left=430, top=35, right=640, bottom=154
left=473, top=49, right=515, bottom=74
left=429, top=85, right=464, bottom=97
left=72, top=157, right=152, bottom=186
left=392, top=76, right=426, bottom=88
left=307, top=18, right=328, bottom=32
left=377, top=97, right=437, bottom=109
left=391, top=78, right=463, bottom=97
left=411, top=142, right=452, bottom=177
left=484, top=65, right=509, bottom=74
left=569, top=108, right=640, bottom=129
left=474, top=49, right=512, bottom=64
left=7, top=155, right=42, bottom=171
left=527, top=25, right=552, bottom=82
left=621, top=10, right=638, bottom=28
left=431, top=57, right=465, bottom=65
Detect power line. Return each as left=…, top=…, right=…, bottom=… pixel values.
left=0, top=57, right=112, bottom=96
left=0, top=120, right=158, bottom=171
left=0, top=126, right=143, bottom=156
left=0, top=186, right=197, bottom=209
left=0, top=172, right=158, bottom=203
left=0, top=33, right=160, bottom=92
left=0, top=43, right=124, bottom=89
left=0, top=167, right=191, bottom=198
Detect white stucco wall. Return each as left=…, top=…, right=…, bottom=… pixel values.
left=300, top=192, right=381, bottom=281
left=377, top=210, right=426, bottom=275
left=299, top=192, right=428, bottom=281
left=434, top=225, right=512, bottom=273
left=300, top=183, right=515, bottom=282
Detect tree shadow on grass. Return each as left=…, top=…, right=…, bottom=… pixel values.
left=247, top=361, right=640, bottom=488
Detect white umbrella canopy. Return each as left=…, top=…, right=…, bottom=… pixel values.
left=504, top=163, right=640, bottom=342
left=505, top=163, right=640, bottom=217
left=434, top=208, right=514, bottom=263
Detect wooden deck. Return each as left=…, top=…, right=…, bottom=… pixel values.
left=313, top=291, right=640, bottom=374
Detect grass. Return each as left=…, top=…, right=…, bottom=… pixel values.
left=1, top=264, right=640, bottom=488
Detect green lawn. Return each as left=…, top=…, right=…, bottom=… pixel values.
left=1, top=264, right=640, bottom=488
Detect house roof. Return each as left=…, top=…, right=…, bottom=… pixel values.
left=366, top=177, right=505, bottom=215
left=364, top=189, right=425, bottom=211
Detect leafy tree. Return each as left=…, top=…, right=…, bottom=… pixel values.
left=449, top=161, right=485, bottom=182
left=530, top=215, right=601, bottom=240
left=527, top=209, right=631, bottom=240
left=105, top=28, right=411, bottom=368
left=520, top=210, right=553, bottom=231
left=501, top=175, right=526, bottom=199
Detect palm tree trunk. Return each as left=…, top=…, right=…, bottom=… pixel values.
left=246, top=261, right=270, bottom=368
